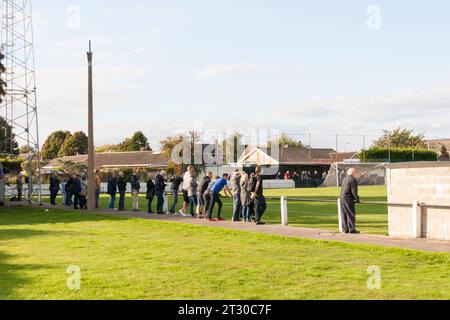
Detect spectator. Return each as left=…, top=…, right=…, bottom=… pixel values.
left=339, top=168, right=361, bottom=234
left=117, top=172, right=127, bottom=211
left=95, top=170, right=101, bottom=208
left=71, top=174, right=82, bottom=210
left=60, top=178, right=67, bottom=205
left=203, top=176, right=216, bottom=218
left=180, top=166, right=194, bottom=216
left=49, top=172, right=60, bottom=205
left=252, top=166, right=267, bottom=225
left=16, top=173, right=23, bottom=201
left=187, top=170, right=198, bottom=217
left=80, top=175, right=88, bottom=209
left=155, top=170, right=167, bottom=215
left=240, top=172, right=252, bottom=223
left=198, top=172, right=213, bottom=218
left=107, top=173, right=118, bottom=211
left=65, top=175, right=74, bottom=206
left=169, top=174, right=183, bottom=214
left=230, top=169, right=242, bottom=222
left=207, top=173, right=232, bottom=221
left=129, top=170, right=141, bottom=212
left=146, top=174, right=156, bottom=214
left=284, top=171, right=291, bottom=181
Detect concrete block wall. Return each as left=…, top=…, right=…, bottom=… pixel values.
left=386, top=162, right=450, bottom=241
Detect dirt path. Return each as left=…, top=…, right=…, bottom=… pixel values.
left=10, top=202, right=450, bottom=253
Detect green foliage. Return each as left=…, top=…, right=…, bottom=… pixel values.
left=361, top=147, right=437, bottom=163
left=0, top=116, right=19, bottom=156
left=58, top=160, right=88, bottom=175
left=373, top=127, right=426, bottom=148
left=222, top=131, right=243, bottom=163
left=268, top=133, right=305, bottom=149
left=118, top=131, right=151, bottom=152
left=160, top=135, right=184, bottom=176
left=41, top=131, right=72, bottom=159
left=58, top=131, right=88, bottom=157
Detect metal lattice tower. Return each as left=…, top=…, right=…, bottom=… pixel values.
left=0, top=0, right=41, bottom=202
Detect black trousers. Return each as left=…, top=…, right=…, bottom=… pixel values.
left=254, top=195, right=267, bottom=223
left=340, top=199, right=356, bottom=233
left=50, top=188, right=59, bottom=205
left=207, top=192, right=222, bottom=219
left=17, top=188, right=23, bottom=201
left=73, top=192, right=81, bottom=209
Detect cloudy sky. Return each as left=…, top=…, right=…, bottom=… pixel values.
left=33, top=0, right=450, bottom=151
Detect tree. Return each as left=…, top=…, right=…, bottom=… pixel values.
left=373, top=128, right=426, bottom=148
left=160, top=134, right=184, bottom=175
left=41, top=131, right=72, bottom=159
left=118, top=131, right=151, bottom=152
left=58, top=131, right=88, bottom=157
left=222, top=131, right=243, bottom=163
left=0, top=116, right=19, bottom=155
left=268, top=133, right=304, bottom=149
left=58, top=160, right=87, bottom=175
left=95, top=144, right=121, bottom=153
left=19, top=145, right=32, bottom=154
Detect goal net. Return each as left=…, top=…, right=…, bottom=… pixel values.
left=321, top=162, right=387, bottom=187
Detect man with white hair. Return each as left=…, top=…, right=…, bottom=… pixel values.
left=339, top=168, right=361, bottom=234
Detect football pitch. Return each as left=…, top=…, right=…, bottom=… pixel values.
left=1, top=186, right=449, bottom=300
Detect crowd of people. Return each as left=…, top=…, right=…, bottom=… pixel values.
left=48, top=165, right=268, bottom=225
left=278, top=170, right=328, bottom=182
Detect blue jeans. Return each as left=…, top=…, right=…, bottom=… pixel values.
left=232, top=194, right=242, bottom=221
left=189, top=196, right=198, bottom=216
left=169, top=189, right=178, bottom=213
left=109, top=194, right=116, bottom=209
left=155, top=191, right=164, bottom=213
left=242, top=206, right=252, bottom=221
left=95, top=189, right=100, bottom=208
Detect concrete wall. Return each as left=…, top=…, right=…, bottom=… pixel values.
left=386, top=162, right=450, bottom=240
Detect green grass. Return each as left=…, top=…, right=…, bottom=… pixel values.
left=49, top=186, right=388, bottom=235
left=0, top=206, right=448, bottom=300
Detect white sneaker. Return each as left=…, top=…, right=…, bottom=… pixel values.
left=180, top=213, right=190, bottom=217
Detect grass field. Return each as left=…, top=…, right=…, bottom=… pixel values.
left=0, top=205, right=449, bottom=300
left=49, top=186, right=388, bottom=235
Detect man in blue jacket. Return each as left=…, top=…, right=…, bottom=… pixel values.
left=207, top=173, right=232, bottom=221
left=107, top=173, right=118, bottom=211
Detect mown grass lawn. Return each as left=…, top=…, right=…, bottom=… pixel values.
left=0, top=205, right=449, bottom=300
left=46, top=186, right=388, bottom=235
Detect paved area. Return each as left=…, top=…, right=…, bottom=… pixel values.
left=6, top=202, right=450, bottom=253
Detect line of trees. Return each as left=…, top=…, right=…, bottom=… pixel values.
left=40, top=130, right=152, bottom=160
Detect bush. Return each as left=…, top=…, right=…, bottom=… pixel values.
left=361, top=147, right=438, bottom=163
left=0, top=158, right=24, bottom=173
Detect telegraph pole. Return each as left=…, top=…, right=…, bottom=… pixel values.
left=87, top=41, right=96, bottom=211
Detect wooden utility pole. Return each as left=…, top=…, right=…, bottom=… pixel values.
left=87, top=41, right=96, bottom=211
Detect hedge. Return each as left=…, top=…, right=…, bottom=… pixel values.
left=0, top=158, right=24, bottom=173
left=360, top=147, right=438, bottom=163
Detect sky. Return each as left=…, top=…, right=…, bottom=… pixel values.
left=32, top=0, right=450, bottom=151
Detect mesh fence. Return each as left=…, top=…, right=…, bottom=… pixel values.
left=321, top=162, right=386, bottom=187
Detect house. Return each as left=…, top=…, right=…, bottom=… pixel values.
left=42, top=151, right=169, bottom=172
left=236, top=146, right=336, bottom=187
left=426, top=139, right=450, bottom=154
left=330, top=152, right=360, bottom=163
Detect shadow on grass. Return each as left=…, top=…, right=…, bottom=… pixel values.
left=0, top=205, right=130, bottom=227
left=0, top=228, right=70, bottom=299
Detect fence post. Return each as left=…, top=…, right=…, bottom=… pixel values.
left=281, top=196, right=288, bottom=226
left=337, top=199, right=344, bottom=233
left=412, top=201, right=422, bottom=238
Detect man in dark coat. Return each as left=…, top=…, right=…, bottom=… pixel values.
left=117, top=172, right=127, bottom=211
left=339, top=168, right=361, bottom=234
left=71, top=174, right=82, bottom=210
left=65, top=176, right=74, bottom=206
left=49, top=172, right=60, bottom=205
left=107, top=173, right=118, bottom=210
left=252, top=166, right=267, bottom=225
